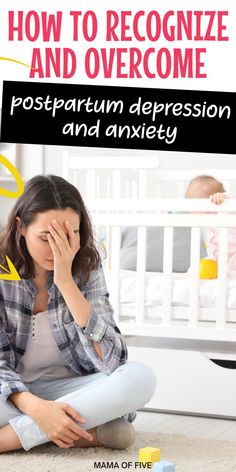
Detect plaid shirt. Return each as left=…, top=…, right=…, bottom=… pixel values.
left=0, top=267, right=128, bottom=400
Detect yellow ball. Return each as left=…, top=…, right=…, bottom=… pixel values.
left=199, top=258, right=218, bottom=279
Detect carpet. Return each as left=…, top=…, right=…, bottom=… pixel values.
left=1, top=431, right=236, bottom=472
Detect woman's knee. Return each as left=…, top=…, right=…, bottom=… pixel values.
left=116, top=361, right=157, bottom=406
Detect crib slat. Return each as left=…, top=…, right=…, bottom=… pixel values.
left=110, top=226, right=121, bottom=323
left=132, top=181, right=138, bottom=198
left=216, top=228, right=228, bottom=328
left=85, top=169, right=96, bottom=200
left=189, top=228, right=201, bottom=327
left=138, top=169, right=147, bottom=199
left=162, top=227, right=174, bottom=326
left=62, top=151, right=69, bottom=180
left=136, top=227, right=147, bottom=324
left=112, top=170, right=121, bottom=199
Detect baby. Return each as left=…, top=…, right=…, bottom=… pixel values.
left=185, top=175, right=236, bottom=278
left=185, top=175, right=225, bottom=199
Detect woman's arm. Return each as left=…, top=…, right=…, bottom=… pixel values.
left=0, top=327, right=92, bottom=448
left=0, top=319, right=30, bottom=400
left=54, top=278, right=103, bottom=359
left=9, top=391, right=93, bottom=448
left=9, top=391, right=45, bottom=416
left=47, top=219, right=103, bottom=357
left=67, top=267, right=128, bottom=374
left=47, top=219, right=127, bottom=371
left=46, top=219, right=113, bottom=361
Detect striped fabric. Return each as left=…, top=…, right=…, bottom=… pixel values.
left=0, top=267, right=127, bottom=399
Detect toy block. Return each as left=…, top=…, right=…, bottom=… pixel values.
left=139, top=447, right=161, bottom=464
left=152, top=460, right=175, bottom=471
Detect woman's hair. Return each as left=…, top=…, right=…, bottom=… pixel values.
left=0, top=175, right=101, bottom=282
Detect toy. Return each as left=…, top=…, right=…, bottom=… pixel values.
left=139, top=447, right=161, bottom=464
left=152, top=460, right=175, bottom=471
left=199, top=258, right=218, bottom=279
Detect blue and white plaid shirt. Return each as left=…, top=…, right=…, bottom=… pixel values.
left=0, top=267, right=128, bottom=400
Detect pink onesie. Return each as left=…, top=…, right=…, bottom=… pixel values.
left=209, top=226, right=236, bottom=279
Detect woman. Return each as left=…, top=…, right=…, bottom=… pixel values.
left=0, top=175, right=156, bottom=453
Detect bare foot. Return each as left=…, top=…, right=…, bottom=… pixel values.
left=0, top=424, right=22, bottom=453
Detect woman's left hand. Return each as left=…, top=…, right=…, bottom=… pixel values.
left=47, top=219, right=80, bottom=288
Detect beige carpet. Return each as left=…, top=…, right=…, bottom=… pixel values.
left=1, top=431, right=236, bottom=472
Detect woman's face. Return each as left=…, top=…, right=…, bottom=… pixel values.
left=18, top=208, right=80, bottom=273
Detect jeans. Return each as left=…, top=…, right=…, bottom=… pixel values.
left=0, top=361, right=157, bottom=451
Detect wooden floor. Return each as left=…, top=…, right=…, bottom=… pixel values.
left=135, top=410, right=236, bottom=441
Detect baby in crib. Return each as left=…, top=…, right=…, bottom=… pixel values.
left=185, top=174, right=225, bottom=200
left=185, top=175, right=236, bottom=278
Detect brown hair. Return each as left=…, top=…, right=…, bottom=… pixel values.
left=0, top=175, right=100, bottom=282
left=185, top=175, right=225, bottom=198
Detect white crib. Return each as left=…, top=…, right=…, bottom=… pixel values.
left=63, top=151, right=236, bottom=418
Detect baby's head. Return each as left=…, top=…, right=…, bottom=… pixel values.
left=185, top=175, right=225, bottom=199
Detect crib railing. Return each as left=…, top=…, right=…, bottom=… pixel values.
left=63, top=151, right=236, bottom=199
left=90, top=199, right=236, bottom=342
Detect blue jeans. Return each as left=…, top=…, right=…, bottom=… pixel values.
left=0, top=362, right=157, bottom=451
